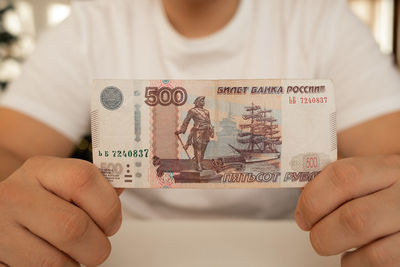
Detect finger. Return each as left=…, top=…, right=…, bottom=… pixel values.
left=115, top=188, right=125, bottom=196
left=341, top=231, right=400, bottom=267
left=23, top=156, right=122, bottom=236
left=295, top=155, right=400, bottom=230
left=0, top=263, right=8, bottom=267
left=308, top=182, right=400, bottom=255
left=11, top=185, right=111, bottom=266
left=0, top=221, right=78, bottom=267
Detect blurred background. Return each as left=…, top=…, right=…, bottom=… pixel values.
left=0, top=0, right=398, bottom=159
left=0, top=0, right=70, bottom=89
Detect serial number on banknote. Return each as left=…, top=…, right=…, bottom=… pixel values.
left=98, top=149, right=150, bottom=158
left=288, top=96, right=328, bottom=105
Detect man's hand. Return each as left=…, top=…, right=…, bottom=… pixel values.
left=0, top=156, right=122, bottom=267
left=295, top=155, right=400, bottom=266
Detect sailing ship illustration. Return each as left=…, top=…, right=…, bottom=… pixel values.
left=229, top=103, right=282, bottom=163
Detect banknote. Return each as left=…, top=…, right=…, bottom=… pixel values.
left=91, top=79, right=337, bottom=188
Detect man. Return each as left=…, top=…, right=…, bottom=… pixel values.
left=176, top=96, right=214, bottom=171
left=0, top=0, right=399, bottom=266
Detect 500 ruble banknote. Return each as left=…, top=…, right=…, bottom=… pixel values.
left=91, top=79, right=337, bottom=188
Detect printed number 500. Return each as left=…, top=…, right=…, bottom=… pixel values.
left=100, top=162, right=123, bottom=174
left=306, top=157, right=319, bottom=169
left=144, top=87, right=188, bottom=106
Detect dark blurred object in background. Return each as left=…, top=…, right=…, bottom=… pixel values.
left=0, top=0, right=35, bottom=91
left=71, top=134, right=93, bottom=162
left=0, top=0, right=21, bottom=91
left=395, top=0, right=399, bottom=64
left=0, top=2, right=18, bottom=44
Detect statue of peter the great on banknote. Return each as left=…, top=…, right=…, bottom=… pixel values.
left=175, top=96, right=214, bottom=171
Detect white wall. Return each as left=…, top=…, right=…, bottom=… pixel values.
left=17, top=0, right=71, bottom=36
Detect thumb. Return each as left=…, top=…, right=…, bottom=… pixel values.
left=115, top=188, right=124, bottom=196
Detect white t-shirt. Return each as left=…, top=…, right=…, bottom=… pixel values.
left=1, top=0, right=400, bottom=219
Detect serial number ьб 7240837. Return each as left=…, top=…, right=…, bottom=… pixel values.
left=288, top=96, right=328, bottom=104
left=98, top=149, right=149, bottom=158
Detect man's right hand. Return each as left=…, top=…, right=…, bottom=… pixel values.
left=0, top=156, right=122, bottom=267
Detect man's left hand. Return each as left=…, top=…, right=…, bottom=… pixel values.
left=295, top=155, right=400, bottom=267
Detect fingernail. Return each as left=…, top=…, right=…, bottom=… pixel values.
left=107, top=216, right=122, bottom=236
left=295, top=211, right=309, bottom=230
